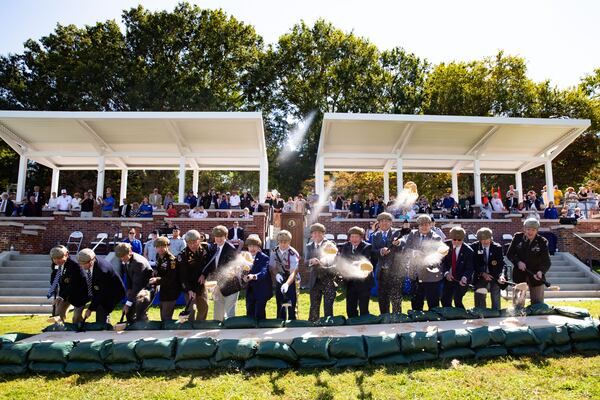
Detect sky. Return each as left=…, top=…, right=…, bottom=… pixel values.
left=0, top=0, right=598, bottom=88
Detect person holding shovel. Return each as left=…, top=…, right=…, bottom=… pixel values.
left=177, top=230, right=210, bottom=321
left=471, top=227, right=507, bottom=310
left=48, top=245, right=89, bottom=323
left=243, top=235, right=272, bottom=320
left=149, top=236, right=181, bottom=321
left=269, top=230, right=300, bottom=320
left=441, top=227, right=474, bottom=309
left=114, top=243, right=154, bottom=323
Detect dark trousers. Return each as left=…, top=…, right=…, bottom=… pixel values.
left=377, top=276, right=403, bottom=314
left=346, top=287, right=370, bottom=318
left=474, top=279, right=502, bottom=310
left=125, top=296, right=150, bottom=323
left=95, top=305, right=111, bottom=324
left=159, top=300, right=176, bottom=322
left=441, top=280, right=468, bottom=309
left=246, top=296, right=268, bottom=320
left=309, top=279, right=336, bottom=321
left=411, top=281, right=440, bottom=311
left=275, top=282, right=297, bottom=320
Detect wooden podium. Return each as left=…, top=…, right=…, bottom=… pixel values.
left=279, top=212, right=305, bottom=258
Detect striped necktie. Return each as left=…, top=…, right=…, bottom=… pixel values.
left=47, top=266, right=62, bottom=299
left=86, top=270, right=93, bottom=297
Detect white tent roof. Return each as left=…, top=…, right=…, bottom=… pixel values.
left=317, top=113, right=591, bottom=174
left=0, top=111, right=267, bottom=171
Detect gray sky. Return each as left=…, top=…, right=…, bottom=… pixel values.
left=1, top=0, right=598, bottom=88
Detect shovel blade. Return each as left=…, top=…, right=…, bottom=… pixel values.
left=114, top=323, right=127, bottom=332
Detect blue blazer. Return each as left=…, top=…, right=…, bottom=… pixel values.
left=246, top=251, right=273, bottom=301
left=89, top=256, right=126, bottom=313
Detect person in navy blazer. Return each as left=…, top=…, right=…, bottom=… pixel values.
left=243, top=235, right=272, bottom=320
left=78, top=248, right=126, bottom=323
left=470, top=227, right=507, bottom=310
left=441, top=227, right=474, bottom=309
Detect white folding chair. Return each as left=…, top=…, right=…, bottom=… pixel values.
left=66, top=231, right=83, bottom=255
left=90, top=232, right=108, bottom=253
left=502, top=234, right=513, bottom=242
left=325, top=233, right=335, bottom=241
left=337, top=234, right=348, bottom=243
left=467, top=234, right=477, bottom=242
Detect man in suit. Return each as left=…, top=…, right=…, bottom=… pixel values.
left=441, top=227, right=474, bottom=309
left=349, top=195, right=364, bottom=218
left=249, top=200, right=264, bottom=215
left=115, top=243, right=154, bottom=323
left=78, top=248, right=126, bottom=323
left=371, top=212, right=403, bottom=314
left=506, top=218, right=551, bottom=304
left=48, top=245, right=89, bottom=323
left=240, top=190, right=254, bottom=210
left=119, top=198, right=131, bottom=218
left=269, top=230, right=301, bottom=320
left=471, top=227, right=507, bottom=310
left=243, top=235, right=272, bottom=320
left=0, top=192, right=15, bottom=217
left=177, top=229, right=210, bottom=321
left=338, top=226, right=374, bottom=318
left=28, top=185, right=45, bottom=216
left=305, top=223, right=337, bottom=321
left=227, top=221, right=245, bottom=250
left=200, top=225, right=238, bottom=321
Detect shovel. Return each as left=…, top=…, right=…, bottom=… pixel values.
left=178, top=297, right=195, bottom=323
left=76, top=314, right=89, bottom=333
left=525, top=268, right=560, bottom=290
left=113, top=311, right=127, bottom=332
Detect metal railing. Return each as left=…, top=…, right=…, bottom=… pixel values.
left=572, top=232, right=600, bottom=270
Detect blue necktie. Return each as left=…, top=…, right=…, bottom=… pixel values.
left=47, top=266, right=62, bottom=299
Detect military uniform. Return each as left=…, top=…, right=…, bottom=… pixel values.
left=155, top=251, right=180, bottom=321
left=506, top=232, right=551, bottom=304
left=49, top=257, right=90, bottom=323
left=371, top=228, right=403, bottom=314
left=269, top=245, right=300, bottom=320
left=305, top=240, right=338, bottom=321
left=177, top=244, right=210, bottom=321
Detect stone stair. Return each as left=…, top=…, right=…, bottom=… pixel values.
left=0, top=252, right=52, bottom=314
left=534, top=252, right=600, bottom=298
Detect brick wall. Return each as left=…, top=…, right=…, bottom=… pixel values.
left=0, top=221, right=46, bottom=254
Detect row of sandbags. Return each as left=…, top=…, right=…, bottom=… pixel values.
left=41, top=304, right=593, bottom=333
left=2, top=319, right=599, bottom=374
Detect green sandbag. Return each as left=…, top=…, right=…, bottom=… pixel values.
left=329, top=336, right=366, bottom=359
left=29, top=341, right=74, bottom=363
left=440, top=348, right=475, bottom=359
left=503, top=327, right=540, bottom=347
left=215, top=339, right=257, bottom=361
left=42, top=323, right=76, bottom=332
left=380, top=313, right=411, bottom=324
left=163, top=320, right=193, bottom=330
left=524, top=303, right=555, bottom=316
left=554, top=306, right=591, bottom=319
left=106, top=362, right=139, bottom=372
left=489, top=327, right=506, bottom=344
left=468, top=327, right=491, bottom=349
left=542, top=344, right=572, bottom=356
left=297, top=357, right=337, bottom=368
left=431, top=307, right=470, bottom=320
left=0, top=364, right=26, bottom=375
left=192, top=320, right=223, bottom=330
left=244, top=356, right=291, bottom=370
left=475, top=346, right=507, bottom=359
left=175, top=338, right=217, bottom=361
left=468, top=307, right=501, bottom=319
left=364, top=335, right=400, bottom=359
left=284, top=320, right=315, bottom=328
left=0, top=342, right=32, bottom=364
left=103, top=341, right=138, bottom=363
left=567, top=321, right=600, bottom=342
left=210, top=357, right=244, bottom=369
left=175, top=359, right=212, bottom=370
left=409, top=352, right=437, bottom=363
left=291, top=337, right=331, bottom=360
left=401, top=331, right=438, bottom=355
left=255, top=341, right=297, bottom=363
left=572, top=340, right=600, bottom=353
left=28, top=362, right=65, bottom=373
left=371, top=353, right=410, bottom=365
left=135, top=337, right=176, bottom=359
left=0, top=333, right=33, bottom=343
left=510, top=345, right=541, bottom=356
left=315, top=315, right=346, bottom=326
left=532, top=325, right=570, bottom=347
left=334, top=357, right=368, bottom=368
left=141, top=358, right=175, bottom=371
left=438, top=329, right=471, bottom=350
left=65, top=361, right=105, bottom=373
left=222, top=316, right=257, bottom=329
left=409, top=310, right=444, bottom=322
left=68, top=340, right=111, bottom=362
left=125, top=321, right=163, bottom=331
left=82, top=322, right=112, bottom=331
left=346, top=314, right=382, bottom=326
left=257, top=319, right=285, bottom=328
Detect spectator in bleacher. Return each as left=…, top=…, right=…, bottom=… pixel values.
left=335, top=194, right=344, bottom=210
left=28, top=185, right=45, bottom=216
left=294, top=194, right=307, bottom=214
left=143, top=230, right=159, bottom=267
left=0, top=192, right=15, bottom=217
left=450, top=203, right=461, bottom=219
left=349, top=195, right=364, bottom=218
left=282, top=197, right=294, bottom=213
left=573, top=207, right=586, bottom=220
left=431, top=218, right=446, bottom=240
left=149, top=188, right=162, bottom=209
left=47, top=191, right=58, bottom=210
left=80, top=192, right=94, bottom=218
left=241, top=207, right=252, bottom=219
left=240, top=189, right=254, bottom=210
left=198, top=191, right=210, bottom=209
left=442, top=192, right=456, bottom=210
left=543, top=201, right=559, bottom=219
left=189, top=205, right=208, bottom=219
left=272, top=193, right=284, bottom=213
left=328, top=196, right=336, bottom=212
left=184, top=190, right=198, bottom=208
left=123, top=228, right=143, bottom=255
left=480, top=202, right=492, bottom=219
left=22, top=195, right=37, bottom=217
left=431, top=196, right=442, bottom=211
left=525, top=191, right=542, bottom=211
left=56, top=189, right=72, bottom=212
left=101, top=189, right=115, bottom=217
left=564, top=187, right=578, bottom=208
left=366, top=221, right=378, bottom=243
left=218, top=193, right=230, bottom=209
left=70, top=192, right=82, bottom=210
left=165, top=202, right=178, bottom=218
left=169, top=226, right=186, bottom=256
left=249, top=199, right=263, bottom=215
left=466, top=191, right=476, bottom=207
left=138, top=197, right=153, bottom=218
left=130, top=202, right=140, bottom=217
left=229, top=190, right=241, bottom=209
left=399, top=220, right=412, bottom=237
left=490, top=193, right=505, bottom=212
left=553, top=185, right=564, bottom=205
left=163, top=191, right=174, bottom=208
left=461, top=200, right=474, bottom=219
left=505, top=186, right=519, bottom=211
left=227, top=221, right=245, bottom=250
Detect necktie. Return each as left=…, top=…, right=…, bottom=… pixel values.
left=47, top=266, right=62, bottom=298
left=86, top=270, right=93, bottom=297
left=382, top=232, right=387, bottom=242
left=352, top=246, right=356, bottom=254
left=215, top=246, right=222, bottom=267
left=484, top=248, right=489, bottom=265
left=0, top=200, right=5, bottom=213
left=451, top=247, right=457, bottom=278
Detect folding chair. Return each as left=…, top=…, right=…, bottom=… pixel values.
left=66, top=231, right=83, bottom=255
left=90, top=232, right=109, bottom=254
left=336, top=234, right=348, bottom=244
left=467, top=233, right=477, bottom=242
left=325, top=233, right=335, bottom=241
left=502, top=233, right=513, bottom=255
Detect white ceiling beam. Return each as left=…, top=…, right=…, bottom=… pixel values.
left=324, top=152, right=397, bottom=159
left=0, top=122, right=27, bottom=154
left=517, top=127, right=582, bottom=172
left=77, top=120, right=128, bottom=169
left=384, top=123, right=414, bottom=171
left=452, top=125, right=499, bottom=170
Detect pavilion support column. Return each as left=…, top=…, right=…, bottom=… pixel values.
left=544, top=158, right=555, bottom=204
left=259, top=157, right=268, bottom=202
left=192, top=169, right=199, bottom=196
left=473, top=159, right=482, bottom=206
left=383, top=170, right=390, bottom=204
left=51, top=169, right=60, bottom=196
left=96, top=156, right=105, bottom=200
left=120, top=169, right=128, bottom=205
left=315, top=156, right=325, bottom=199
left=515, top=172, right=523, bottom=203
left=451, top=170, right=459, bottom=202
left=15, top=155, right=27, bottom=202
left=396, top=157, right=403, bottom=198
left=178, top=157, right=186, bottom=203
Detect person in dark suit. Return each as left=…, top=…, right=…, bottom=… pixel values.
left=78, top=249, right=126, bottom=323
left=249, top=200, right=264, bottom=215
left=115, top=243, right=154, bottom=323
left=227, top=221, right=245, bottom=250
left=338, top=226, right=374, bottom=318
left=243, top=235, right=272, bottom=320
left=28, top=186, right=45, bottom=216
left=22, top=196, right=38, bottom=217
left=370, top=212, right=403, bottom=314
left=118, top=199, right=131, bottom=218
left=441, top=227, right=474, bottom=309
left=200, top=225, right=238, bottom=321
left=177, top=229, right=210, bottom=321
left=349, top=195, right=364, bottom=218
left=240, top=190, right=254, bottom=210
left=305, top=223, right=337, bottom=321
left=471, top=228, right=507, bottom=310
left=506, top=218, right=551, bottom=304
left=0, top=192, right=15, bottom=217
left=48, top=245, right=90, bottom=323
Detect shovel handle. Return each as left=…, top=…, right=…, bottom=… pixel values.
left=525, top=268, right=551, bottom=287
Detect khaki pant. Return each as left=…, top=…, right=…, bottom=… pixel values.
left=54, top=299, right=85, bottom=324
left=160, top=300, right=177, bottom=322
left=184, top=287, right=208, bottom=322
left=529, top=284, right=545, bottom=304
left=213, top=286, right=239, bottom=321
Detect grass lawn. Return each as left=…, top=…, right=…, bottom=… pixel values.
left=1, top=292, right=599, bottom=400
